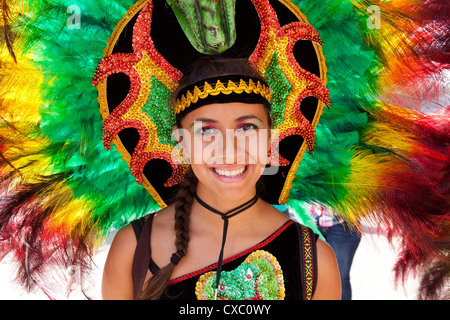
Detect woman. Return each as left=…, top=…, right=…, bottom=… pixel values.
left=102, top=57, right=341, bottom=300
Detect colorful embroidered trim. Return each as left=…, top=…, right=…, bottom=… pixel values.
left=195, top=250, right=285, bottom=300
left=92, top=0, right=188, bottom=207
left=248, top=0, right=329, bottom=204
left=168, top=220, right=294, bottom=286
left=173, top=77, right=272, bottom=115
left=299, top=224, right=314, bottom=300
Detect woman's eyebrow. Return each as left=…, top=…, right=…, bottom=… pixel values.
left=235, top=115, right=263, bottom=122
left=189, top=118, right=218, bottom=129
left=189, top=115, right=263, bottom=129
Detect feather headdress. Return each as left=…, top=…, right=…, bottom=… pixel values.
left=0, top=0, right=448, bottom=299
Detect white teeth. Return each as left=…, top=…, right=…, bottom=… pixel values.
left=214, top=167, right=246, bottom=177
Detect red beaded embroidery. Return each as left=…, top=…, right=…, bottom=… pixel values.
left=250, top=0, right=330, bottom=154
left=92, top=1, right=187, bottom=189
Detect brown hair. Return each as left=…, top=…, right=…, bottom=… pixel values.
left=140, top=57, right=270, bottom=300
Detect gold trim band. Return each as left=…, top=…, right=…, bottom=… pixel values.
left=173, top=78, right=272, bottom=115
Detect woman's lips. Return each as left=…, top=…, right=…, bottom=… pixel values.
left=213, top=166, right=246, bottom=177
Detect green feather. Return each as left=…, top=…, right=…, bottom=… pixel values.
left=20, top=0, right=160, bottom=234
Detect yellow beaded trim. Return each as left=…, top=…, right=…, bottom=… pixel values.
left=95, top=0, right=169, bottom=208
left=254, top=0, right=328, bottom=205
left=173, top=79, right=272, bottom=115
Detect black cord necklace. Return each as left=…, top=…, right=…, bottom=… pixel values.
left=194, top=192, right=259, bottom=300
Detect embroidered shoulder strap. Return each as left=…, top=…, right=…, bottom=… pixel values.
left=297, top=224, right=318, bottom=300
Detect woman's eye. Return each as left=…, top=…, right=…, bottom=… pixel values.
left=236, top=123, right=258, bottom=133
left=194, top=126, right=217, bottom=135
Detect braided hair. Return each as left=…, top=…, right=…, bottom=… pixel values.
left=139, top=169, right=197, bottom=300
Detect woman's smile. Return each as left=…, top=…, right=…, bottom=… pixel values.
left=209, top=164, right=252, bottom=183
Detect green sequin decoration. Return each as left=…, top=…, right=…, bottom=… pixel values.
left=142, top=76, right=176, bottom=146
left=264, top=53, right=292, bottom=128
left=208, top=264, right=259, bottom=300
left=198, top=255, right=283, bottom=300
left=252, top=258, right=279, bottom=300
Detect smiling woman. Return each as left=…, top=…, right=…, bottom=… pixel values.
left=101, top=57, right=341, bottom=300
left=0, top=0, right=447, bottom=302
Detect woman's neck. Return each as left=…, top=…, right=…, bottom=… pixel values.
left=196, top=183, right=258, bottom=212
left=190, top=183, right=264, bottom=235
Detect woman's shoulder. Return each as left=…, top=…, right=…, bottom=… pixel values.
left=110, top=205, right=175, bottom=248
left=106, top=224, right=137, bottom=263
left=152, top=204, right=176, bottom=225
left=312, top=238, right=341, bottom=299
left=103, top=206, right=176, bottom=295
left=102, top=223, right=137, bottom=299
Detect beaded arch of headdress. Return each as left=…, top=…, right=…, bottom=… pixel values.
left=92, top=0, right=330, bottom=206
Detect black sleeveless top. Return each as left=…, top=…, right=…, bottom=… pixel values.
left=131, top=215, right=318, bottom=300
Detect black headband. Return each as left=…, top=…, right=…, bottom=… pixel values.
left=173, top=75, right=272, bottom=118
